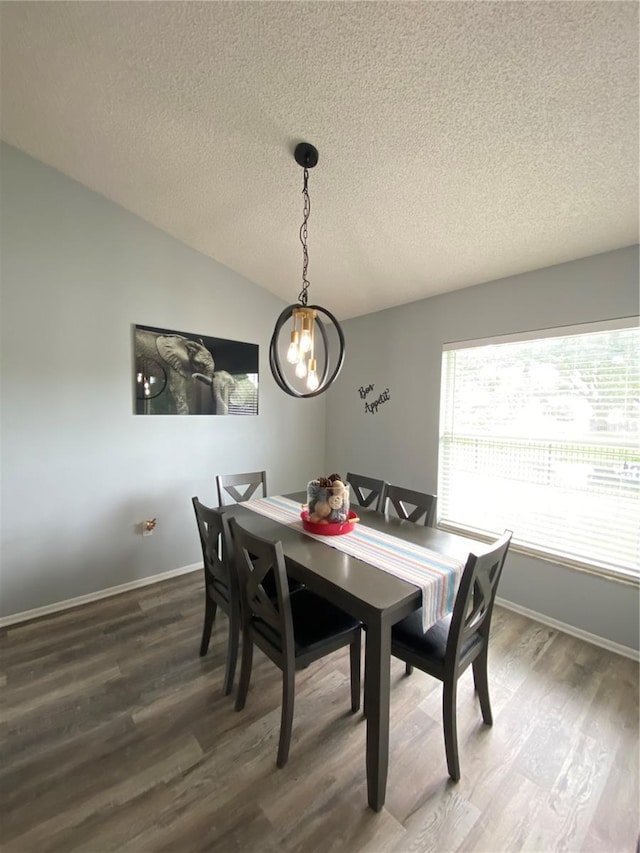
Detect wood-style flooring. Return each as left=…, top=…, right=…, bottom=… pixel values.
left=1, top=572, right=638, bottom=852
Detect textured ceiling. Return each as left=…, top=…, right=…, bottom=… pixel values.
left=1, top=1, right=638, bottom=319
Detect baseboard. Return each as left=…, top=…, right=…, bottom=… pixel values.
left=0, top=563, right=202, bottom=629
left=3, top=572, right=637, bottom=661
left=495, top=596, right=639, bottom=662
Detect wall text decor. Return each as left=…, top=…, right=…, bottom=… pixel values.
left=358, top=384, right=391, bottom=414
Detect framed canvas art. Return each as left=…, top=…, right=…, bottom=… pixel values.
left=134, top=324, right=259, bottom=415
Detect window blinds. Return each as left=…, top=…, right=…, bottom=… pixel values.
left=438, top=319, right=639, bottom=581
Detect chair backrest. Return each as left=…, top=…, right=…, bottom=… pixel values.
left=228, top=517, right=294, bottom=664
left=446, top=530, right=513, bottom=667
left=216, top=471, right=267, bottom=506
left=192, top=496, right=233, bottom=599
left=383, top=485, right=437, bottom=527
left=346, top=472, right=388, bottom=512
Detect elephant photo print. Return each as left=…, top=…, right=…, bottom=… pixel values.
left=134, top=324, right=259, bottom=416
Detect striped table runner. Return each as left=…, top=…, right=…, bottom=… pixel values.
left=242, top=495, right=465, bottom=631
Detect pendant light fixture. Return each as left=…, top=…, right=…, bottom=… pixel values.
left=269, top=142, right=345, bottom=398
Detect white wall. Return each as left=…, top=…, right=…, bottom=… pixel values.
left=325, top=246, right=640, bottom=651
left=0, top=143, right=325, bottom=618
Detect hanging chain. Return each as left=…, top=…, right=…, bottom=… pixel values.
left=297, top=167, right=311, bottom=306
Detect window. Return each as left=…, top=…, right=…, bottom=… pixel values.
left=438, top=318, right=639, bottom=582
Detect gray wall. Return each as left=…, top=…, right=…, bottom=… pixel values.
left=0, top=143, right=325, bottom=618
left=325, top=246, right=640, bottom=651
left=2, top=142, right=638, bottom=651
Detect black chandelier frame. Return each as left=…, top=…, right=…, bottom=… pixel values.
left=269, top=142, right=346, bottom=399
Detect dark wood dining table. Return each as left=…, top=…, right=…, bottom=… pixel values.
left=221, top=491, right=482, bottom=811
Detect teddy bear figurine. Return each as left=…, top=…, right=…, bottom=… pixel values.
left=328, top=479, right=349, bottom=523
left=309, top=500, right=332, bottom=524
left=307, top=474, right=350, bottom=525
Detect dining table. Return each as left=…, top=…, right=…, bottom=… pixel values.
left=221, top=491, right=483, bottom=812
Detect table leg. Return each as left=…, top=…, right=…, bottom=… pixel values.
left=364, top=617, right=391, bottom=812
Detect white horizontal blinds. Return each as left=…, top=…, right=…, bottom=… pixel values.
left=438, top=322, right=640, bottom=578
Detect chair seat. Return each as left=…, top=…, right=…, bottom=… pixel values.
left=253, top=588, right=360, bottom=657
left=392, top=611, right=481, bottom=664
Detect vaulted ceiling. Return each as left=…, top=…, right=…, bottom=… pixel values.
left=1, top=1, right=637, bottom=319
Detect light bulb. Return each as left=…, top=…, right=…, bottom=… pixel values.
left=295, top=358, right=307, bottom=379
left=300, top=328, right=312, bottom=353
left=286, top=331, right=299, bottom=364
left=137, top=372, right=143, bottom=383
left=300, top=315, right=312, bottom=353
left=306, top=358, right=319, bottom=391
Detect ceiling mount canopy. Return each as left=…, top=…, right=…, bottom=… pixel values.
left=269, top=142, right=345, bottom=398
left=294, top=142, right=319, bottom=169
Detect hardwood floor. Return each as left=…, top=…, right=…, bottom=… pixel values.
left=1, top=573, right=637, bottom=852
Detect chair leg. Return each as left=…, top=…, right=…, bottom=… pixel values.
left=443, top=679, right=461, bottom=782
left=199, top=597, right=217, bottom=656
left=222, top=602, right=240, bottom=696
left=405, top=662, right=414, bottom=676
left=235, top=633, right=253, bottom=712
left=277, top=666, right=295, bottom=768
left=472, top=648, right=493, bottom=726
left=350, top=631, right=362, bottom=713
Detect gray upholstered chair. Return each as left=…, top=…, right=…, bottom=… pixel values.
left=192, top=497, right=240, bottom=695
left=391, top=530, right=513, bottom=781
left=229, top=517, right=362, bottom=768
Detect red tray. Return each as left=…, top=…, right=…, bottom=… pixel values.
left=301, top=509, right=359, bottom=536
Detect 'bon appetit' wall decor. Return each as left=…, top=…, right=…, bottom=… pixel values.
left=358, top=384, right=391, bottom=414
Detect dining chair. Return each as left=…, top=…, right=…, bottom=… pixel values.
left=346, top=472, right=388, bottom=513
left=216, top=470, right=267, bottom=506
left=229, top=517, right=362, bottom=768
left=363, top=483, right=437, bottom=718
left=192, top=496, right=240, bottom=696
left=390, top=530, right=513, bottom=781
left=382, top=484, right=437, bottom=527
